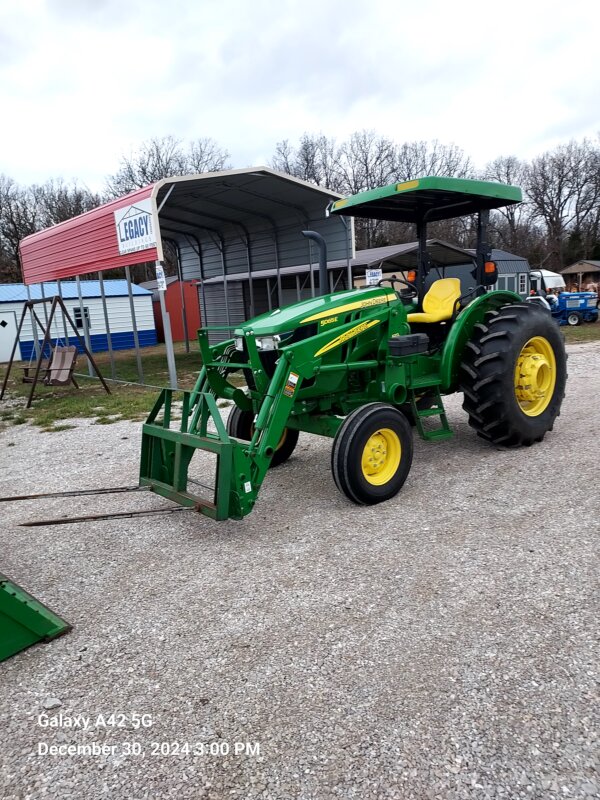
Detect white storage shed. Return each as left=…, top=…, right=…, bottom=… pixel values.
left=0, top=280, right=156, bottom=362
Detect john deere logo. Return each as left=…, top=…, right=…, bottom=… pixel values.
left=114, top=199, right=157, bottom=256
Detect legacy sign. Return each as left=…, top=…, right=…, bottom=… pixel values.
left=114, top=199, right=157, bottom=256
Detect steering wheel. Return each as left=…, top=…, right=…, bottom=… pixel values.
left=377, top=275, right=418, bottom=302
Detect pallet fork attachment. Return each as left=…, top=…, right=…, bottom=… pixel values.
left=139, top=338, right=298, bottom=521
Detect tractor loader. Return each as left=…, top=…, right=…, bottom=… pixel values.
left=140, top=177, right=567, bottom=520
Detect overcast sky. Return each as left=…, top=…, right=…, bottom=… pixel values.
left=1, top=0, right=598, bottom=191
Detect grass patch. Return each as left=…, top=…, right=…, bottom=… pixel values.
left=0, top=342, right=205, bottom=431
left=563, top=321, right=600, bottom=344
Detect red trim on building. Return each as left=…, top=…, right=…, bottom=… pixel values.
left=19, top=185, right=158, bottom=285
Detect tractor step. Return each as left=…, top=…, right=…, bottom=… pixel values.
left=421, top=427, right=453, bottom=441
left=409, top=386, right=453, bottom=442
left=0, top=574, right=71, bottom=662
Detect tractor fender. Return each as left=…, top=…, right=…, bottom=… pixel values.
left=439, top=290, right=522, bottom=393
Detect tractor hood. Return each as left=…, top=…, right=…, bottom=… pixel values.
left=234, top=286, right=397, bottom=336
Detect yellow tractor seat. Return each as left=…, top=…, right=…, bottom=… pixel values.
left=407, top=278, right=462, bottom=324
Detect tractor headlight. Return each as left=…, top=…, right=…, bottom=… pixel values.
left=235, top=336, right=244, bottom=351
left=255, top=335, right=281, bottom=351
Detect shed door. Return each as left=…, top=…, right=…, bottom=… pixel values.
left=0, top=311, right=19, bottom=363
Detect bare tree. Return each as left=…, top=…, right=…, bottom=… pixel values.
left=525, top=139, right=600, bottom=268
left=0, top=176, right=103, bottom=281
left=272, top=134, right=342, bottom=190
left=396, top=140, right=473, bottom=181
left=188, top=137, right=231, bottom=174
left=106, top=135, right=230, bottom=197
left=0, top=175, right=39, bottom=281
left=334, top=131, right=398, bottom=247
left=33, top=178, right=102, bottom=227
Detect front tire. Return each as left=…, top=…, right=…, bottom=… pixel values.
left=460, top=303, right=567, bottom=447
left=331, top=403, right=413, bottom=505
left=567, top=311, right=582, bottom=326
left=226, top=405, right=298, bottom=467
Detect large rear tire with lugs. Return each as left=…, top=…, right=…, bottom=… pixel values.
left=459, top=303, right=567, bottom=447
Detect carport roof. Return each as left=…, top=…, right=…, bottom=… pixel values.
left=560, top=260, right=600, bottom=274
left=19, top=168, right=343, bottom=285
left=201, top=239, right=474, bottom=284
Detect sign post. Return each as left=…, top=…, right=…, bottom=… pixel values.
left=156, top=262, right=178, bottom=389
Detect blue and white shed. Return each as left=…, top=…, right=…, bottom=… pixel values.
left=0, top=280, right=157, bottom=362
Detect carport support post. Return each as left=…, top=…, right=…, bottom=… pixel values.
left=75, top=276, right=95, bottom=377
left=98, top=272, right=116, bottom=381
left=156, top=261, right=178, bottom=389
left=124, top=266, right=144, bottom=385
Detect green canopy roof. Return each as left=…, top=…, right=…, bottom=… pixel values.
left=328, top=176, right=522, bottom=223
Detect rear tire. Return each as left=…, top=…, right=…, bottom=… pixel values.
left=331, top=403, right=413, bottom=505
left=460, top=303, right=567, bottom=447
left=226, top=405, right=299, bottom=467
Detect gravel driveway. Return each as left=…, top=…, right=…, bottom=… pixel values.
left=1, top=342, right=598, bottom=800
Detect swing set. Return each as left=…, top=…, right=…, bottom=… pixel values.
left=0, top=295, right=111, bottom=407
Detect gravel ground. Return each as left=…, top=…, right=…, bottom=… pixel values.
left=1, top=342, right=598, bottom=800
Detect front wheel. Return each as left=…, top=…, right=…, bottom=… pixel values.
left=331, top=403, right=413, bottom=505
left=226, top=405, right=298, bottom=467
left=460, top=303, right=567, bottom=447
left=567, top=312, right=582, bottom=326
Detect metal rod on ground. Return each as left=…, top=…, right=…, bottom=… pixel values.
left=0, top=485, right=147, bottom=502
left=124, top=265, right=144, bottom=384
left=98, top=272, right=116, bottom=380
left=20, top=506, right=193, bottom=528
left=155, top=261, right=178, bottom=389
left=75, top=276, right=95, bottom=377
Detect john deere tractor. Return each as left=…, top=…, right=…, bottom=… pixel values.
left=140, top=177, right=567, bottom=519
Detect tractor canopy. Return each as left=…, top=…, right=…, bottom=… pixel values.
left=328, top=176, right=522, bottom=223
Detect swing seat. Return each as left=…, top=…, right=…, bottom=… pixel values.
left=21, top=361, right=50, bottom=383
left=44, top=346, right=78, bottom=387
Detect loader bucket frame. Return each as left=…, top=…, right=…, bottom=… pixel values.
left=0, top=574, right=71, bottom=662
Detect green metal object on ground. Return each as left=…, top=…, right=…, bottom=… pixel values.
left=0, top=574, right=71, bottom=662
left=140, top=176, right=567, bottom=519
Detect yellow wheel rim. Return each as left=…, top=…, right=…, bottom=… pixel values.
left=361, top=428, right=401, bottom=485
left=514, top=336, right=557, bottom=416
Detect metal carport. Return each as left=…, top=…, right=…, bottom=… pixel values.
left=19, top=168, right=350, bottom=385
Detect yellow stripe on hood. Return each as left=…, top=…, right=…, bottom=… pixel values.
left=314, top=319, right=381, bottom=357
left=301, top=292, right=395, bottom=323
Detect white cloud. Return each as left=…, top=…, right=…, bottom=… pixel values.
left=0, top=0, right=598, bottom=190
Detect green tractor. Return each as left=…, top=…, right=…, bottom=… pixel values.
left=140, top=177, right=567, bottom=519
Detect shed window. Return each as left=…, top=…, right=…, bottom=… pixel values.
left=73, top=307, right=91, bottom=329
left=518, top=274, right=527, bottom=294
